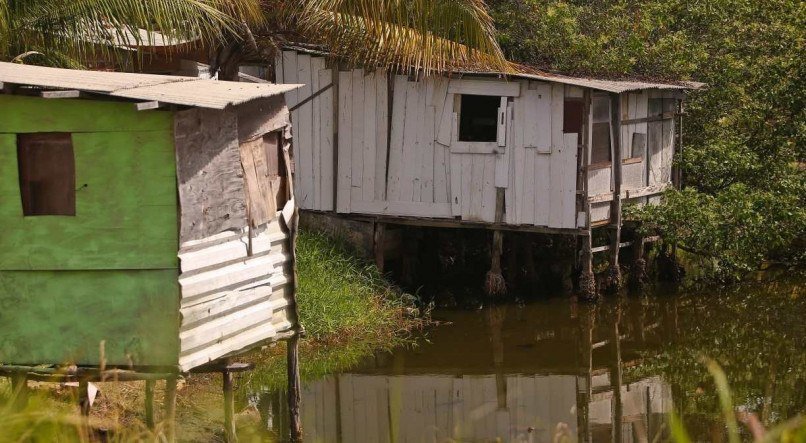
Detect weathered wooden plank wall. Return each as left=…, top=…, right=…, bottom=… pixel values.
left=276, top=51, right=335, bottom=211
left=175, top=102, right=295, bottom=371
left=177, top=219, right=293, bottom=371
left=278, top=51, right=680, bottom=230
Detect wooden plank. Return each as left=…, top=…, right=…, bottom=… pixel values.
left=296, top=54, right=314, bottom=208
left=436, top=92, right=454, bottom=146
left=547, top=83, right=565, bottom=228
left=351, top=200, right=453, bottom=218
left=400, top=80, right=419, bottom=202
left=522, top=139, right=536, bottom=225
left=336, top=71, right=352, bottom=212
left=495, top=102, right=513, bottom=188
left=496, top=96, right=508, bottom=147
left=310, top=57, right=325, bottom=209
left=562, top=133, right=579, bottom=228
left=41, top=90, right=82, bottom=99
left=533, top=146, right=550, bottom=226
left=421, top=106, right=437, bottom=203
left=135, top=100, right=164, bottom=111
left=350, top=69, right=365, bottom=205
left=281, top=51, right=298, bottom=107
left=240, top=136, right=277, bottom=226
left=318, top=68, right=335, bottom=211
left=481, top=156, right=496, bottom=222
left=412, top=83, right=427, bottom=202
left=449, top=153, right=462, bottom=215
left=524, top=83, right=552, bottom=152
left=362, top=71, right=377, bottom=202
left=468, top=155, right=482, bottom=220
left=460, top=154, right=473, bottom=218
left=274, top=54, right=284, bottom=84
left=513, top=96, right=527, bottom=224
left=386, top=75, right=408, bottom=201
left=505, top=103, right=517, bottom=223
left=374, top=72, right=389, bottom=201
left=448, top=79, right=520, bottom=97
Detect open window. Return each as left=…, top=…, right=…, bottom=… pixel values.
left=590, top=95, right=612, bottom=165
left=458, top=94, right=500, bottom=142
left=17, top=133, right=76, bottom=216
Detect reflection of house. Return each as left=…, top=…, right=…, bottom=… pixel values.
left=294, top=373, right=670, bottom=443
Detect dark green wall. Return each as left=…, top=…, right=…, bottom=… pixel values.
left=0, top=95, right=179, bottom=366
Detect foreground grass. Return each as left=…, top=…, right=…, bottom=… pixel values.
left=0, top=230, right=421, bottom=442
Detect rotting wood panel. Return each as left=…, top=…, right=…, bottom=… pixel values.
left=174, top=107, right=247, bottom=243
left=177, top=217, right=294, bottom=371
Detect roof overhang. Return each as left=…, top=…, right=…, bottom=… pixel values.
left=0, top=62, right=302, bottom=110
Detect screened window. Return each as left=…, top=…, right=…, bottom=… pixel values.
left=17, top=133, right=76, bottom=216
left=590, top=96, right=612, bottom=164
left=458, top=94, right=500, bottom=142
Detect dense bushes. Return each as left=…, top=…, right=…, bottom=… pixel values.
left=489, top=0, right=805, bottom=279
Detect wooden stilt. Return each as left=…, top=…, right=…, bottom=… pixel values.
left=78, top=380, right=91, bottom=416
left=287, top=335, right=302, bottom=443
left=485, top=188, right=506, bottom=296
left=9, top=374, right=29, bottom=412
left=164, top=377, right=178, bottom=443
left=578, top=89, right=597, bottom=301
left=629, top=232, right=647, bottom=289
left=605, top=93, right=624, bottom=293
left=223, top=367, right=237, bottom=442
left=373, top=221, right=386, bottom=272
left=145, top=379, right=156, bottom=430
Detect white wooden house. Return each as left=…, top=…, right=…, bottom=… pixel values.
left=275, top=49, right=700, bottom=230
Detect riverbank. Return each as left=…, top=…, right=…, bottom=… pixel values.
left=0, top=230, right=423, bottom=442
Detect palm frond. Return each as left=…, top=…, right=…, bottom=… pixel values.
left=286, top=0, right=508, bottom=75
left=2, top=0, right=263, bottom=65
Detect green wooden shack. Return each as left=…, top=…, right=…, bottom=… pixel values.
left=0, top=62, right=303, bottom=377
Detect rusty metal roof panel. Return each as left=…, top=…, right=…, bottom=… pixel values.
left=0, top=62, right=301, bottom=109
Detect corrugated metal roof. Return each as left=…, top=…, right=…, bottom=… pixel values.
left=282, top=44, right=705, bottom=93
left=466, top=68, right=705, bottom=94
left=0, top=62, right=301, bottom=109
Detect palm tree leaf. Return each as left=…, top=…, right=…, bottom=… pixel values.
left=285, top=0, right=508, bottom=74
left=2, top=0, right=263, bottom=64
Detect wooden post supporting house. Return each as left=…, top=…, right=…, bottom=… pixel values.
left=610, top=305, right=624, bottom=443
left=485, top=188, right=507, bottom=296
left=605, top=93, right=624, bottom=293
left=579, top=89, right=597, bottom=300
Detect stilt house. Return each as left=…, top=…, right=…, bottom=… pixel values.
left=276, top=48, right=701, bottom=232
left=0, top=62, right=301, bottom=373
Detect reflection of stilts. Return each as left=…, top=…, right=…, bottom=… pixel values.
left=576, top=305, right=595, bottom=443
left=610, top=304, right=624, bottom=443
left=487, top=305, right=508, bottom=410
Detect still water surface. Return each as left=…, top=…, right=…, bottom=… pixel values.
left=262, top=278, right=804, bottom=442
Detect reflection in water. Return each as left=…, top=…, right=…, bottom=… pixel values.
left=260, top=279, right=805, bottom=442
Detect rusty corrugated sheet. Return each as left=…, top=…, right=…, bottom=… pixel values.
left=0, top=62, right=302, bottom=109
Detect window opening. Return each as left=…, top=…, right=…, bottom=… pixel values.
left=563, top=100, right=584, bottom=134
left=458, top=94, right=500, bottom=142
left=17, top=133, right=76, bottom=216
left=590, top=96, right=612, bottom=164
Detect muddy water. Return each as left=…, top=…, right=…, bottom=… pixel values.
left=261, top=278, right=804, bottom=442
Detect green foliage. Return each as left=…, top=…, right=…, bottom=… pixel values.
left=246, top=230, right=420, bottom=390
left=489, top=0, right=806, bottom=279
